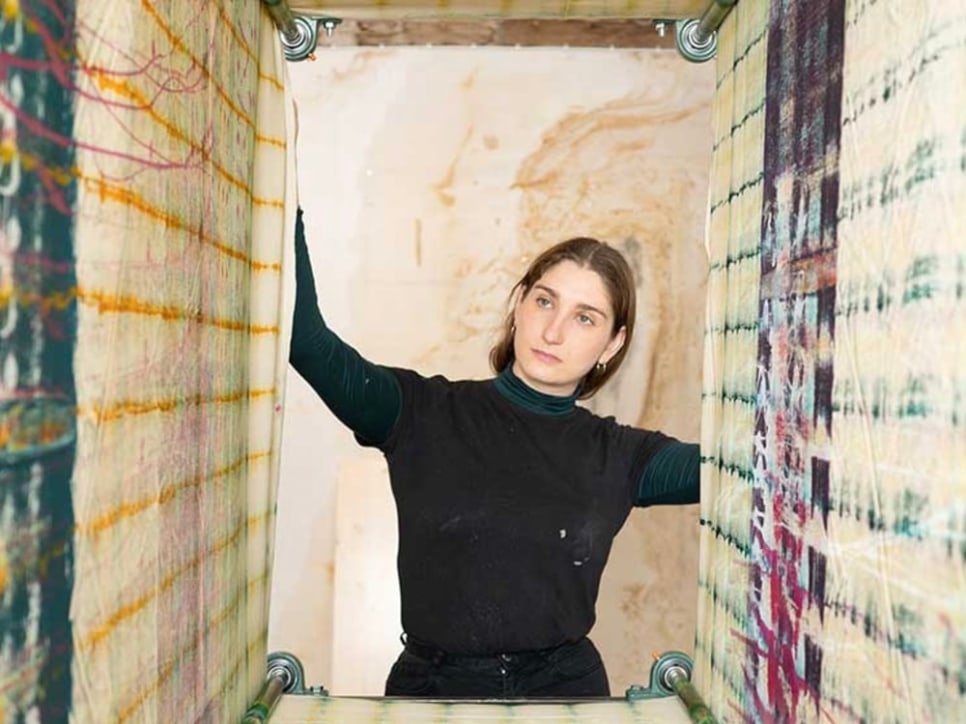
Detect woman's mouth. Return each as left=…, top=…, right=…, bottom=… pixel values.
left=532, top=349, right=562, bottom=364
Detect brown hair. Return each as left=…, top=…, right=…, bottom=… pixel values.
left=489, top=237, right=636, bottom=399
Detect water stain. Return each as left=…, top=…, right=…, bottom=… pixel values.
left=414, top=218, right=423, bottom=266
left=621, top=583, right=648, bottom=619
left=432, top=124, right=475, bottom=207
left=330, top=50, right=393, bottom=83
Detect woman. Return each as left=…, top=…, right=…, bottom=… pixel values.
left=290, top=207, right=699, bottom=699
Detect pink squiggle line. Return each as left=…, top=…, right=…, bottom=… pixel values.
left=18, top=5, right=207, bottom=109
left=25, top=0, right=70, bottom=27
left=4, top=167, right=74, bottom=216
left=8, top=5, right=76, bottom=90
left=80, top=49, right=211, bottom=97
left=1, top=51, right=206, bottom=124
left=0, top=94, right=198, bottom=171
left=5, top=23, right=223, bottom=173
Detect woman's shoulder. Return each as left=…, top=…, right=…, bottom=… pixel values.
left=387, top=366, right=492, bottom=397
left=569, top=405, right=667, bottom=446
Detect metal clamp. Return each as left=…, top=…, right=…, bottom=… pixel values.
left=674, top=0, right=738, bottom=63
left=242, top=652, right=326, bottom=723
left=625, top=650, right=693, bottom=700
left=626, top=651, right=717, bottom=723
left=278, top=16, right=319, bottom=62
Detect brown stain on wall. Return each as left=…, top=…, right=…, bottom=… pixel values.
left=433, top=124, right=475, bottom=207
left=414, top=218, right=423, bottom=266
left=621, top=582, right=648, bottom=619
left=329, top=50, right=394, bottom=83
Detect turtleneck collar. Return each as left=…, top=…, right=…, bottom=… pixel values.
left=493, top=365, right=577, bottom=416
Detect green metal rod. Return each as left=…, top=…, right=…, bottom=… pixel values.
left=696, top=0, right=738, bottom=41
left=665, top=666, right=718, bottom=724
left=241, top=675, right=285, bottom=724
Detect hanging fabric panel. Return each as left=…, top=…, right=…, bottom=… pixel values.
left=1, top=0, right=296, bottom=721
left=697, top=1, right=966, bottom=721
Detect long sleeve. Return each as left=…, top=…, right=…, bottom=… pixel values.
left=634, top=440, right=700, bottom=507
left=289, top=207, right=401, bottom=445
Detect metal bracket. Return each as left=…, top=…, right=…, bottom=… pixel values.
left=673, top=0, right=738, bottom=63
left=625, top=650, right=693, bottom=700
left=674, top=18, right=719, bottom=63
left=278, top=16, right=341, bottom=62
left=242, top=652, right=326, bottom=723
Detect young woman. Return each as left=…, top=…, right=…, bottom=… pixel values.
left=290, top=207, right=700, bottom=699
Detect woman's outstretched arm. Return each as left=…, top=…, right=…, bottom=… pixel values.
left=634, top=440, right=700, bottom=507
left=289, top=207, right=401, bottom=445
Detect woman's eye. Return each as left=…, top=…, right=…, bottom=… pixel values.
left=578, top=314, right=595, bottom=326
left=536, top=296, right=552, bottom=308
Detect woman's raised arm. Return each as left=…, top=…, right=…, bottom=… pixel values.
left=289, top=207, right=401, bottom=445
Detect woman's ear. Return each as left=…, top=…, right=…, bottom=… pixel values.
left=600, top=325, right=627, bottom=366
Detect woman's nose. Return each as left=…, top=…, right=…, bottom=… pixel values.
left=542, top=313, right=565, bottom=344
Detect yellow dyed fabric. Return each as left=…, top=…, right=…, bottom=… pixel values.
left=68, top=3, right=295, bottom=722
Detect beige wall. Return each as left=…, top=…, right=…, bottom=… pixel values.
left=268, top=46, right=713, bottom=695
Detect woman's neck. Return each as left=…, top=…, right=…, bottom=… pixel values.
left=493, top=366, right=577, bottom=416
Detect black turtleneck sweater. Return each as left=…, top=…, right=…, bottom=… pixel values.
left=289, top=208, right=699, bottom=654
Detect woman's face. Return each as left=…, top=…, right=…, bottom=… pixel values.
left=512, top=260, right=626, bottom=397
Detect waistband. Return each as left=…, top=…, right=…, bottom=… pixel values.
left=401, top=633, right=578, bottom=666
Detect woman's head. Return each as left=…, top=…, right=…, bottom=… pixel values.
left=489, top=237, right=636, bottom=399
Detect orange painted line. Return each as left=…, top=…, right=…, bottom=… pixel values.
left=82, top=176, right=283, bottom=272
left=0, top=284, right=281, bottom=334
left=9, top=153, right=283, bottom=270
left=253, top=196, right=285, bottom=209
left=0, top=285, right=74, bottom=313
left=76, top=451, right=270, bottom=538
left=140, top=0, right=255, bottom=130
left=75, top=287, right=280, bottom=334
left=116, top=569, right=269, bottom=723
left=76, top=388, right=275, bottom=426
left=217, top=3, right=257, bottom=64
left=258, top=71, right=285, bottom=93
left=13, top=146, right=75, bottom=187
left=81, top=511, right=269, bottom=653
left=87, top=70, right=254, bottom=199
left=255, top=133, right=286, bottom=149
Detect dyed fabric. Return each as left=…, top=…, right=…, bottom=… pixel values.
left=0, top=4, right=78, bottom=721
left=271, top=694, right=693, bottom=723
left=695, top=0, right=768, bottom=717
left=1, top=1, right=295, bottom=721
left=698, top=1, right=966, bottom=722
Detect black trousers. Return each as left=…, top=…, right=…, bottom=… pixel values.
left=384, top=636, right=610, bottom=698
